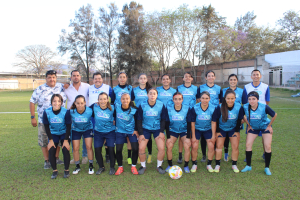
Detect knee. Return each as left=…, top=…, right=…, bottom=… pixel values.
left=184, top=141, right=191, bottom=149
left=49, top=146, right=56, bottom=154
left=131, top=143, right=139, bottom=152
left=207, top=142, right=214, bottom=150
left=62, top=146, right=69, bottom=153
left=192, top=142, right=199, bottom=150
left=264, top=144, right=271, bottom=152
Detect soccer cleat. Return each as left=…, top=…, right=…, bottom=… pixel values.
left=232, top=165, right=239, bottom=173
left=241, top=165, right=252, bottom=173
left=264, top=167, right=272, bottom=176
left=44, top=161, right=51, bottom=169
left=56, top=158, right=64, bottom=165
left=214, top=165, right=220, bottom=173
left=177, top=158, right=183, bottom=164
left=115, top=167, right=124, bottom=175
left=147, top=155, right=152, bottom=164
left=224, top=153, right=229, bottom=162
left=106, top=155, right=110, bottom=163
left=89, top=167, right=94, bottom=175
left=184, top=166, right=190, bottom=173
left=191, top=164, right=197, bottom=173
left=157, top=166, right=165, bottom=174
left=200, top=156, right=206, bottom=162
left=109, top=168, right=115, bottom=175
left=63, top=171, right=70, bottom=178
left=96, top=167, right=105, bottom=175
left=207, top=165, right=214, bottom=173
left=82, top=157, right=88, bottom=164
left=165, top=165, right=171, bottom=173
left=70, top=159, right=75, bottom=164
left=138, top=166, right=146, bottom=175
left=127, top=158, right=132, bottom=165
left=51, top=171, right=58, bottom=179
left=72, top=167, right=81, bottom=175
left=131, top=166, right=138, bottom=175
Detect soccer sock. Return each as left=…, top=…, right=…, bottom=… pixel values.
left=95, top=147, right=104, bottom=168
left=192, top=160, right=197, bottom=165
left=207, top=160, right=212, bottom=165
left=108, top=147, right=115, bottom=168
left=89, top=160, right=93, bottom=164
left=168, top=160, right=173, bottom=166
left=265, top=152, right=272, bottom=168
left=116, top=144, right=123, bottom=167
left=141, top=161, right=146, bottom=168
left=147, top=137, right=152, bottom=155
left=246, top=151, right=252, bottom=166
left=128, top=149, right=132, bottom=158
left=179, top=152, right=182, bottom=160
left=76, top=163, right=80, bottom=169
left=184, top=161, right=189, bottom=167
left=132, top=164, right=136, bottom=167
left=89, top=162, right=93, bottom=168
left=224, top=136, right=229, bottom=154
left=62, top=146, right=70, bottom=170
left=49, top=146, right=57, bottom=170
left=157, top=160, right=163, bottom=168
left=216, top=160, right=221, bottom=166
left=201, top=136, right=207, bottom=156
left=232, top=160, right=237, bottom=165
left=105, top=147, right=109, bottom=156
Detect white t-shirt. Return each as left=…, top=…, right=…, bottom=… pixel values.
left=242, top=82, right=270, bottom=105
left=64, top=82, right=90, bottom=109
left=88, top=84, right=110, bottom=106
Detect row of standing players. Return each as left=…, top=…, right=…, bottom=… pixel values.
left=44, top=70, right=276, bottom=179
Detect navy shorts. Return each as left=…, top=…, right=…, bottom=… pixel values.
left=219, top=129, right=238, bottom=138
left=51, top=133, right=66, bottom=144
left=143, top=129, right=161, bottom=140
left=91, top=117, right=95, bottom=130
left=170, top=131, right=187, bottom=139
left=94, top=130, right=116, bottom=148
left=248, top=129, right=270, bottom=135
left=195, top=129, right=212, bottom=140
left=116, top=132, right=138, bottom=144
left=72, top=129, right=93, bottom=140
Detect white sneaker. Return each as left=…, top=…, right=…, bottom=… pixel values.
left=73, top=167, right=81, bottom=174
left=89, top=167, right=94, bottom=175
left=207, top=165, right=214, bottom=173
left=214, top=165, right=220, bottom=173
left=232, top=165, right=239, bottom=173
left=191, top=164, right=197, bottom=173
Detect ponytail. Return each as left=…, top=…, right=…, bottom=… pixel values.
left=221, top=89, right=236, bottom=122
left=145, top=82, right=152, bottom=92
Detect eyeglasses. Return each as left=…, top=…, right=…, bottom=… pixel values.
left=46, top=70, right=57, bottom=76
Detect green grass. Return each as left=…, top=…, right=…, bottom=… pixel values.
left=0, top=89, right=300, bottom=199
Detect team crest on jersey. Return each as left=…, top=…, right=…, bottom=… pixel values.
left=75, top=117, right=88, bottom=123
left=250, top=114, right=261, bottom=119
left=228, top=113, right=237, bottom=119
left=137, top=91, right=147, bottom=97
left=197, top=114, right=210, bottom=120
left=50, top=117, right=63, bottom=123
left=208, top=89, right=217, bottom=95
left=160, top=91, right=172, bottom=96
left=117, top=113, right=130, bottom=121
left=172, top=115, right=184, bottom=121
left=97, top=111, right=110, bottom=119
left=182, top=90, right=194, bottom=96
left=146, top=110, right=158, bottom=116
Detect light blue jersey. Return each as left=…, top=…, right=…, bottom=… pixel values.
left=138, top=100, right=165, bottom=130
left=113, top=85, right=133, bottom=106
left=193, top=103, right=216, bottom=131
left=199, top=84, right=222, bottom=107
left=218, top=103, right=242, bottom=131
left=133, top=86, right=148, bottom=107
left=70, top=107, right=93, bottom=132
left=166, top=104, right=189, bottom=133
left=177, top=84, right=197, bottom=107
left=44, top=107, right=67, bottom=135
left=157, top=86, right=176, bottom=106
left=243, top=103, right=271, bottom=130
left=223, top=87, right=243, bottom=104
left=93, top=104, right=115, bottom=133
left=115, top=104, right=137, bottom=134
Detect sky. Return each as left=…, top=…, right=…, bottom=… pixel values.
left=0, top=0, right=299, bottom=72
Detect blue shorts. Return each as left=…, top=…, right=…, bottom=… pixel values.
left=170, top=131, right=187, bottom=139
left=246, top=125, right=266, bottom=136
left=72, top=129, right=93, bottom=140
left=51, top=134, right=66, bottom=144
left=248, top=129, right=270, bottom=135
left=94, top=130, right=116, bottom=148
left=143, top=129, right=161, bottom=140
left=91, top=117, right=95, bottom=130
left=195, top=129, right=212, bottom=140
left=219, top=129, right=238, bottom=138
left=116, top=132, right=138, bottom=144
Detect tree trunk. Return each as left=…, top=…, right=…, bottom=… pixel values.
left=86, top=41, right=90, bottom=84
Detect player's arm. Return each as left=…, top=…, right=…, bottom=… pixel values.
left=30, top=102, right=37, bottom=127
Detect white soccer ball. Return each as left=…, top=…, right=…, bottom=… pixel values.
left=168, top=165, right=183, bottom=179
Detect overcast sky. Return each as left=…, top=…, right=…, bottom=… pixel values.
left=0, top=0, right=299, bottom=72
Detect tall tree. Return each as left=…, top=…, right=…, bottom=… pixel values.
left=58, top=4, right=97, bottom=83
left=116, top=1, right=151, bottom=83
left=14, top=45, right=56, bottom=77
left=97, top=3, right=120, bottom=87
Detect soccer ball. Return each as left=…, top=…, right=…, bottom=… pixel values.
left=168, top=165, right=183, bottom=179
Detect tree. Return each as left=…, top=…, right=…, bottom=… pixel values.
left=14, top=45, right=56, bottom=77
left=97, top=3, right=120, bottom=87
left=234, top=11, right=257, bottom=32
left=116, top=1, right=151, bottom=83
left=58, top=4, right=97, bottom=83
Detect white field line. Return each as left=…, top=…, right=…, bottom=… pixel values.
left=270, top=96, right=300, bottom=103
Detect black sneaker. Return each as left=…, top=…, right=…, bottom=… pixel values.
left=51, top=171, right=58, bottom=179
left=138, top=166, right=146, bottom=175
left=157, top=166, right=165, bottom=174
left=44, top=161, right=51, bottom=169
left=96, top=167, right=105, bottom=175
left=177, top=158, right=183, bottom=164
left=63, top=171, right=70, bottom=178
left=109, top=167, right=115, bottom=175
left=200, top=156, right=206, bottom=162
left=106, top=155, right=110, bottom=163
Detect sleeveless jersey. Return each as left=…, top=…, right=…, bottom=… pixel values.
left=194, top=103, right=216, bottom=131
left=133, top=86, right=148, bottom=107
left=177, top=84, right=197, bottom=107
left=88, top=84, right=110, bottom=106
left=218, top=103, right=242, bottom=131
left=199, top=84, right=221, bottom=107
left=70, top=107, right=93, bottom=132
left=167, top=104, right=189, bottom=133
left=223, top=87, right=243, bottom=104
left=156, top=86, right=177, bottom=106
left=243, top=103, right=271, bottom=130
left=115, top=104, right=137, bottom=134
left=93, top=104, right=115, bottom=133
left=243, top=82, right=270, bottom=104
left=45, top=107, right=67, bottom=135
left=140, top=100, right=164, bottom=130
left=113, top=85, right=133, bottom=106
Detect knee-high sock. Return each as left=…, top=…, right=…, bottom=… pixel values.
left=147, top=137, right=152, bottom=155
left=131, top=142, right=139, bottom=165
left=95, top=147, right=104, bottom=168
left=49, top=146, right=57, bottom=170
left=108, top=147, right=115, bottom=168
left=201, top=135, right=207, bottom=156
left=116, top=144, right=124, bottom=166
left=62, top=146, right=70, bottom=170
left=246, top=151, right=252, bottom=166
left=224, top=136, right=229, bottom=153
left=265, top=152, right=271, bottom=168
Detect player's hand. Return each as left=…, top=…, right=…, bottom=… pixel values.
left=62, top=140, right=70, bottom=151
left=247, top=125, right=254, bottom=132
left=265, top=126, right=273, bottom=134
left=191, top=137, right=197, bottom=145
left=113, top=121, right=115, bottom=125
left=31, top=118, right=37, bottom=127
left=210, top=135, right=216, bottom=144
left=132, top=131, right=139, bottom=137
left=158, top=132, right=165, bottom=141
left=47, top=140, right=56, bottom=150
left=63, top=83, right=70, bottom=89
left=139, top=135, right=146, bottom=142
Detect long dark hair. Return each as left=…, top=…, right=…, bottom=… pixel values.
left=121, top=93, right=137, bottom=113
left=70, top=95, right=85, bottom=112
left=221, top=89, right=236, bottom=122
left=247, top=91, right=259, bottom=124
left=228, top=74, right=238, bottom=81
left=118, top=72, right=131, bottom=91
left=138, top=73, right=152, bottom=92
left=173, top=91, right=183, bottom=99
left=98, top=92, right=112, bottom=111
left=51, top=94, right=63, bottom=106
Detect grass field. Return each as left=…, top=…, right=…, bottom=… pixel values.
left=0, top=88, right=300, bottom=199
